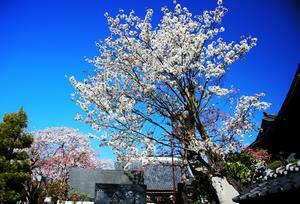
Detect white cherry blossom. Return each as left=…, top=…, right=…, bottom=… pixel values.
left=69, top=1, right=270, bottom=184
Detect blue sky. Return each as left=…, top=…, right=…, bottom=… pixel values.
left=0, top=0, right=299, bottom=160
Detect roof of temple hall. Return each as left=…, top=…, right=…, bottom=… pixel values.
left=232, top=160, right=300, bottom=203
left=250, top=64, right=300, bottom=155
left=235, top=65, right=300, bottom=203
left=124, top=157, right=183, bottom=191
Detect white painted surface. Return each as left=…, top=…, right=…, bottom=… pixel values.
left=211, top=176, right=239, bottom=204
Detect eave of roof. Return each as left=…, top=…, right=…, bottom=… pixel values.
left=232, top=160, right=300, bottom=203
left=250, top=64, right=300, bottom=153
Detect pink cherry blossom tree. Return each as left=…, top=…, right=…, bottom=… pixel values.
left=27, top=127, right=110, bottom=203
left=69, top=1, right=270, bottom=202
left=30, top=127, right=97, bottom=180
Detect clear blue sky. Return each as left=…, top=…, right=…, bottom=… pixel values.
left=1, top=0, right=299, bottom=160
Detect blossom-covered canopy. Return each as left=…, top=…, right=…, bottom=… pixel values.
left=70, top=1, right=270, bottom=172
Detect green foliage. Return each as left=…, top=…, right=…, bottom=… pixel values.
left=69, top=191, right=93, bottom=201
left=0, top=108, right=33, bottom=203
left=268, top=160, right=284, bottom=170
left=225, top=151, right=260, bottom=186
left=43, top=179, right=69, bottom=203
left=226, top=161, right=251, bottom=184
left=43, top=180, right=94, bottom=203
left=193, top=201, right=212, bottom=204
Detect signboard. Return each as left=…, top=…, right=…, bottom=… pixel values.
left=95, top=183, right=146, bottom=204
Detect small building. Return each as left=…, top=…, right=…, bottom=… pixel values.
left=69, top=168, right=146, bottom=203
left=68, top=168, right=136, bottom=198
left=124, top=157, right=183, bottom=203
left=68, top=157, right=184, bottom=203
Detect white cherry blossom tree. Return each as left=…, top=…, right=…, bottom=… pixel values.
left=70, top=1, right=270, bottom=201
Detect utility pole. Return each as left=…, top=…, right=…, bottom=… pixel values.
left=171, top=140, right=176, bottom=203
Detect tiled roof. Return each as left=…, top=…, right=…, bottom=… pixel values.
left=125, top=157, right=182, bottom=191
left=232, top=160, right=300, bottom=203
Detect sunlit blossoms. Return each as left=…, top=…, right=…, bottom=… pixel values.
left=29, top=127, right=101, bottom=181
left=220, top=93, right=271, bottom=151
left=70, top=0, right=270, bottom=181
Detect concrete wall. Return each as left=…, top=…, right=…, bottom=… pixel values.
left=68, top=168, right=134, bottom=198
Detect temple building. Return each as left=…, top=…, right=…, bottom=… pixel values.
left=124, top=157, right=182, bottom=203
left=68, top=156, right=183, bottom=203
left=233, top=64, right=300, bottom=203
left=250, top=64, right=300, bottom=157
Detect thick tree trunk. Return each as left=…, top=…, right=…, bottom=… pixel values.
left=206, top=151, right=245, bottom=204
left=211, top=176, right=239, bottom=204
left=226, top=174, right=245, bottom=193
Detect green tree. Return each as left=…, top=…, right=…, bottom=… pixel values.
left=225, top=148, right=269, bottom=187
left=0, top=108, right=33, bottom=204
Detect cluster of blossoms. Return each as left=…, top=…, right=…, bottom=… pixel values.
left=70, top=1, right=270, bottom=174
left=220, top=93, right=271, bottom=152
left=245, top=148, right=270, bottom=162
left=244, top=148, right=270, bottom=184
left=30, top=127, right=110, bottom=181
left=208, top=85, right=232, bottom=96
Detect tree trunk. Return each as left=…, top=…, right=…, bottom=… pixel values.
left=211, top=176, right=239, bottom=204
